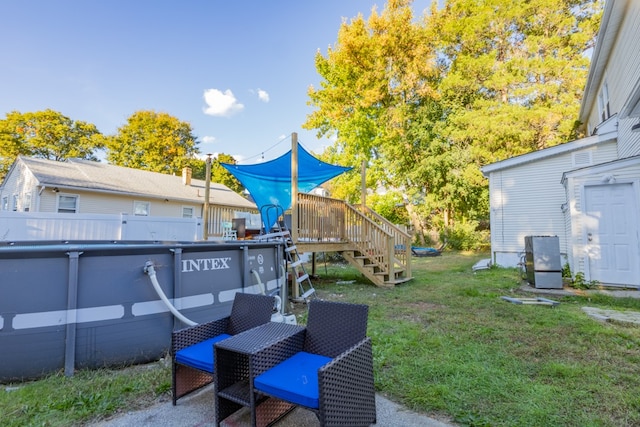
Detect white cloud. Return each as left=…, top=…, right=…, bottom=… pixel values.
left=203, top=88, right=244, bottom=117
left=201, top=135, right=216, bottom=144
left=257, top=89, right=270, bottom=103
left=196, top=151, right=218, bottom=160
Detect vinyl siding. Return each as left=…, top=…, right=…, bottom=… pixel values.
left=0, top=161, right=38, bottom=212
left=618, top=118, right=640, bottom=158
left=564, top=157, right=640, bottom=282
left=586, top=1, right=640, bottom=157
left=489, top=142, right=618, bottom=267
left=59, top=191, right=201, bottom=217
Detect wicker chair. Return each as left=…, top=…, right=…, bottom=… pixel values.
left=253, top=299, right=376, bottom=426
left=171, top=292, right=275, bottom=405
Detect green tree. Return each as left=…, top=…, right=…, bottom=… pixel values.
left=304, top=0, right=439, bottom=235
left=212, top=153, right=244, bottom=194
left=106, top=110, right=199, bottom=175
left=0, top=109, right=104, bottom=180
left=304, top=0, right=601, bottom=240
left=426, top=0, right=601, bottom=227
left=432, top=0, right=601, bottom=161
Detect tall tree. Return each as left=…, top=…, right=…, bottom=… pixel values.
left=424, top=0, right=601, bottom=226
left=432, top=0, right=601, bottom=162
left=0, top=109, right=104, bottom=180
left=106, top=110, right=199, bottom=175
left=304, top=0, right=440, bottom=235
left=304, top=0, right=601, bottom=239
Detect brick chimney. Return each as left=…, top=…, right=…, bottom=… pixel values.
left=182, top=167, right=192, bottom=186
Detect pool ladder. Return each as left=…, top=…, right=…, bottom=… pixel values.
left=257, top=206, right=315, bottom=302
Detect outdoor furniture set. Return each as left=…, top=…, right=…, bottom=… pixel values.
left=171, top=293, right=376, bottom=426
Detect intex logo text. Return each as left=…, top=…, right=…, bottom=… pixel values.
left=181, top=257, right=231, bottom=272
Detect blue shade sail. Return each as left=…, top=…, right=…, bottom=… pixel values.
left=221, top=143, right=352, bottom=217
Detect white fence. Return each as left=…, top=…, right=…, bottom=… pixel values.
left=0, top=212, right=203, bottom=242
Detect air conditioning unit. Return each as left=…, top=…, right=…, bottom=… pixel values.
left=524, top=236, right=562, bottom=289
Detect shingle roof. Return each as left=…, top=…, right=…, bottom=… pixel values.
left=17, top=156, right=256, bottom=209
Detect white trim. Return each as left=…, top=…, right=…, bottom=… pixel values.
left=481, top=131, right=617, bottom=177
left=620, top=77, right=640, bottom=118
left=133, top=200, right=150, bottom=216
left=561, top=155, right=640, bottom=184
left=579, top=0, right=626, bottom=124
left=182, top=205, right=194, bottom=218
left=56, top=193, right=79, bottom=213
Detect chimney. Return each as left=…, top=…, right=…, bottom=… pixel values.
left=182, top=167, right=192, bottom=186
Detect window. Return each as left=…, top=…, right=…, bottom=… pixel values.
left=597, top=80, right=610, bottom=122
left=23, top=192, right=31, bottom=212
left=182, top=206, right=194, bottom=218
left=12, top=194, right=18, bottom=211
left=58, top=195, right=78, bottom=213
left=134, top=201, right=150, bottom=216
left=1, top=197, right=7, bottom=211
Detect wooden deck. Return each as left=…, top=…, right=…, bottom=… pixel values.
left=293, top=194, right=412, bottom=287
left=206, top=193, right=413, bottom=287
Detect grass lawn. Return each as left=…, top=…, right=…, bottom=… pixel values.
left=3, top=251, right=640, bottom=426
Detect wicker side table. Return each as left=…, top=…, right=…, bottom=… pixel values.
left=214, top=322, right=305, bottom=427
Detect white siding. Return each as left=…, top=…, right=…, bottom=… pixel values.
left=586, top=1, right=640, bottom=157
left=618, top=118, right=640, bottom=158
left=564, top=157, right=640, bottom=282
left=489, top=142, right=618, bottom=267
left=0, top=161, right=38, bottom=212
left=35, top=190, right=202, bottom=218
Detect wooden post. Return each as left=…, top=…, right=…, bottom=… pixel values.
left=361, top=159, right=366, bottom=212
left=203, top=154, right=212, bottom=240
left=291, top=133, right=299, bottom=299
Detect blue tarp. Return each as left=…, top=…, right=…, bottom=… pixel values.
left=221, top=143, right=351, bottom=222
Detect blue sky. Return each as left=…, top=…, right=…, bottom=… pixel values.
left=0, top=1, right=431, bottom=163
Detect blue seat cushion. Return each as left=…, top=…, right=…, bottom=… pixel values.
left=175, top=334, right=232, bottom=373
left=254, top=351, right=332, bottom=408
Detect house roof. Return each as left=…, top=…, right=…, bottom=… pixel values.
left=14, top=156, right=256, bottom=209
left=481, top=127, right=617, bottom=177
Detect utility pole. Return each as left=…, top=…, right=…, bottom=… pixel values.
left=203, top=154, right=212, bottom=240
left=291, top=133, right=298, bottom=243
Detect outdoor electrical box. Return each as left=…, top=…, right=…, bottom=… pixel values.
left=524, top=235, right=563, bottom=289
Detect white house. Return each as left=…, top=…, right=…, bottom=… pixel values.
left=482, top=0, right=640, bottom=287
left=0, top=156, right=258, bottom=238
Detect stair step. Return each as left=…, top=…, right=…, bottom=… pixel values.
left=285, top=245, right=297, bottom=253
left=296, top=274, right=309, bottom=283
left=290, top=259, right=303, bottom=268
left=386, top=277, right=413, bottom=286
left=300, top=288, right=316, bottom=299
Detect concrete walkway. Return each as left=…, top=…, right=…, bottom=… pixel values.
left=520, top=284, right=640, bottom=325
left=90, top=285, right=640, bottom=427
left=89, top=384, right=455, bottom=427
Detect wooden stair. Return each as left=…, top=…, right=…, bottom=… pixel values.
left=341, top=249, right=412, bottom=287
left=292, top=193, right=414, bottom=288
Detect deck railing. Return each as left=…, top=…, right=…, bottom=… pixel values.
left=206, top=205, right=258, bottom=237
left=296, top=194, right=347, bottom=242
left=353, top=203, right=413, bottom=270
left=296, top=193, right=412, bottom=281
